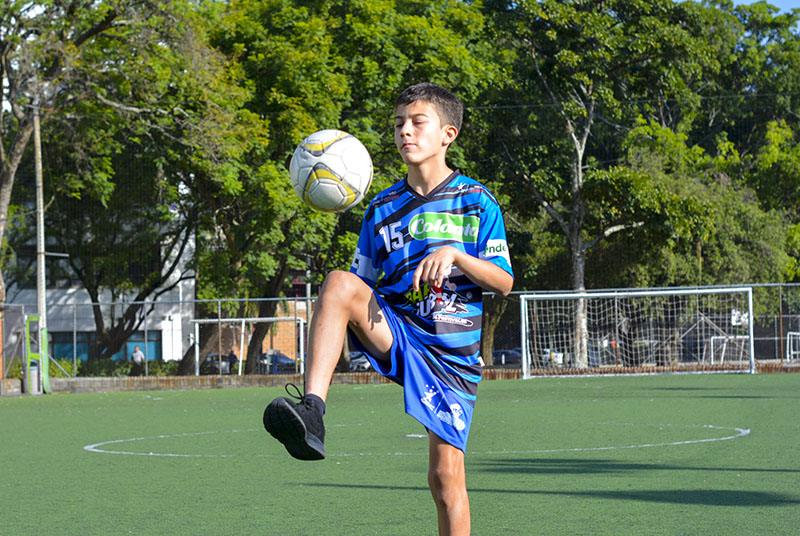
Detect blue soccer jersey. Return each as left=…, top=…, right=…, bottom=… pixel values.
left=350, top=171, right=512, bottom=404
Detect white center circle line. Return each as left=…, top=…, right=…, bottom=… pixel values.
left=83, top=424, right=750, bottom=458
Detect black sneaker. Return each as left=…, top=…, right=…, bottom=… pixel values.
left=263, top=383, right=326, bottom=460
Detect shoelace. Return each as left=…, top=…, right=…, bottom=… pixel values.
left=284, top=382, right=306, bottom=402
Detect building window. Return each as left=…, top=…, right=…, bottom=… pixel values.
left=50, top=330, right=162, bottom=361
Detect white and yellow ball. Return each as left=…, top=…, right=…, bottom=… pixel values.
left=288, top=129, right=373, bottom=212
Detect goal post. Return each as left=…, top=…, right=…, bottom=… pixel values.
left=191, top=316, right=306, bottom=376
left=787, top=331, right=800, bottom=361
left=519, top=287, right=756, bottom=378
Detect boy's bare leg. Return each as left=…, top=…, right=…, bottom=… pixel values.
left=428, top=432, right=471, bottom=536
left=306, top=270, right=393, bottom=401
left=264, top=270, right=392, bottom=460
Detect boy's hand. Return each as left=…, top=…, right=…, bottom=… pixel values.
left=413, top=246, right=458, bottom=292
left=412, top=245, right=514, bottom=297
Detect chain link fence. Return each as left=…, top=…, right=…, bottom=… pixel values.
left=2, top=284, right=799, bottom=380
left=489, top=284, right=800, bottom=368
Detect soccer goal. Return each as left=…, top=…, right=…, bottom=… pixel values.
left=191, top=316, right=306, bottom=376
left=519, top=287, right=756, bottom=378
left=787, top=332, right=800, bottom=362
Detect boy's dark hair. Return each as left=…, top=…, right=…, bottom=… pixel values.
left=395, top=82, right=463, bottom=132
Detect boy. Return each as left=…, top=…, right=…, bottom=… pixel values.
left=264, top=82, right=513, bottom=536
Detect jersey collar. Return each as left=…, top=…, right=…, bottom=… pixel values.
left=404, top=169, right=461, bottom=201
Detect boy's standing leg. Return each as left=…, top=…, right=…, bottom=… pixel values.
left=429, top=433, right=471, bottom=536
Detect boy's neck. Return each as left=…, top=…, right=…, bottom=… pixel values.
left=406, top=161, right=454, bottom=197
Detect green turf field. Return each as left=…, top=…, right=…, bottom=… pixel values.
left=1, top=373, right=798, bottom=535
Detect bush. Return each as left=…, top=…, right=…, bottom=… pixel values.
left=5, top=357, right=23, bottom=380
left=78, top=359, right=180, bottom=377
left=4, top=356, right=181, bottom=378
left=49, top=358, right=77, bottom=378
left=77, top=359, right=132, bottom=377
left=145, top=360, right=180, bottom=376
left=2, top=357, right=75, bottom=379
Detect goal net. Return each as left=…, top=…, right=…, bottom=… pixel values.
left=191, top=316, right=306, bottom=376
left=519, top=287, right=755, bottom=377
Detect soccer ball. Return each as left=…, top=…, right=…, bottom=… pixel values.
left=288, top=129, right=373, bottom=212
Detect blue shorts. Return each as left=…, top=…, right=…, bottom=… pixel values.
left=349, top=292, right=479, bottom=452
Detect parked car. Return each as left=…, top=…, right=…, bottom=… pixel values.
left=349, top=351, right=372, bottom=372
left=257, top=351, right=296, bottom=374
left=202, top=353, right=237, bottom=374
left=492, top=348, right=522, bottom=365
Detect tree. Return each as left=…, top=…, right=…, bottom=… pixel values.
left=197, top=0, right=502, bottom=372
left=1, top=2, right=180, bottom=299
left=483, top=0, right=723, bottom=366
left=692, top=1, right=800, bottom=159
left=594, top=119, right=789, bottom=288
left=3, top=1, right=259, bottom=360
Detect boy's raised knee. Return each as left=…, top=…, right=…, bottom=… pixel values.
left=322, top=269, right=358, bottom=289
left=317, top=271, right=378, bottom=326
left=320, top=270, right=362, bottom=300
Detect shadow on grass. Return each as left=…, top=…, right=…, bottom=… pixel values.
left=586, top=392, right=794, bottom=400
left=471, top=457, right=800, bottom=475
left=647, top=387, right=800, bottom=400
left=307, top=483, right=800, bottom=507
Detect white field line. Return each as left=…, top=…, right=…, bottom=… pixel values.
left=83, top=423, right=750, bottom=458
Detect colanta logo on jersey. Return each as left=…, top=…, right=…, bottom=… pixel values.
left=408, top=213, right=479, bottom=243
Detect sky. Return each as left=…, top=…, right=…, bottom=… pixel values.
left=732, top=0, right=800, bottom=13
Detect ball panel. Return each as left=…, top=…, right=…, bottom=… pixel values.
left=305, top=166, right=358, bottom=212
left=298, top=130, right=350, bottom=157
left=288, top=129, right=373, bottom=212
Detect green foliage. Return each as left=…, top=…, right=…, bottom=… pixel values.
left=786, top=224, right=800, bottom=281
left=141, top=360, right=180, bottom=377
left=4, top=358, right=24, bottom=380
left=48, top=358, right=77, bottom=379
left=3, top=0, right=800, bottom=348
left=2, top=357, right=144, bottom=379
left=78, top=359, right=133, bottom=378
left=750, top=120, right=800, bottom=217
left=588, top=119, right=789, bottom=288
left=477, top=0, right=800, bottom=290
left=476, top=0, right=727, bottom=290
left=195, top=0, right=499, bottom=313
left=4, top=357, right=74, bottom=380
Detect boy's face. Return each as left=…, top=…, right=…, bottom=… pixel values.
left=394, top=100, right=458, bottom=167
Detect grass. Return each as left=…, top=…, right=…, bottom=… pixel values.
left=1, top=373, right=798, bottom=535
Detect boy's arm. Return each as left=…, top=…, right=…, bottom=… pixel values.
left=412, top=246, right=513, bottom=296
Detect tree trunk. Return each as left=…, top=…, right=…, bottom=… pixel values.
left=245, top=299, right=281, bottom=374
left=481, top=293, right=508, bottom=367
left=570, top=132, right=589, bottom=368
left=0, top=119, right=35, bottom=303
left=570, top=240, right=588, bottom=368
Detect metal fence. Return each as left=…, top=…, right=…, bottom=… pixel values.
left=490, top=284, right=800, bottom=369
left=2, top=283, right=799, bottom=380
left=1, top=296, right=313, bottom=379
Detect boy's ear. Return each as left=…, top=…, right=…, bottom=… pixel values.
left=442, top=124, right=459, bottom=145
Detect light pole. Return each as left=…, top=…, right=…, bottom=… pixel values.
left=33, top=103, right=50, bottom=393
